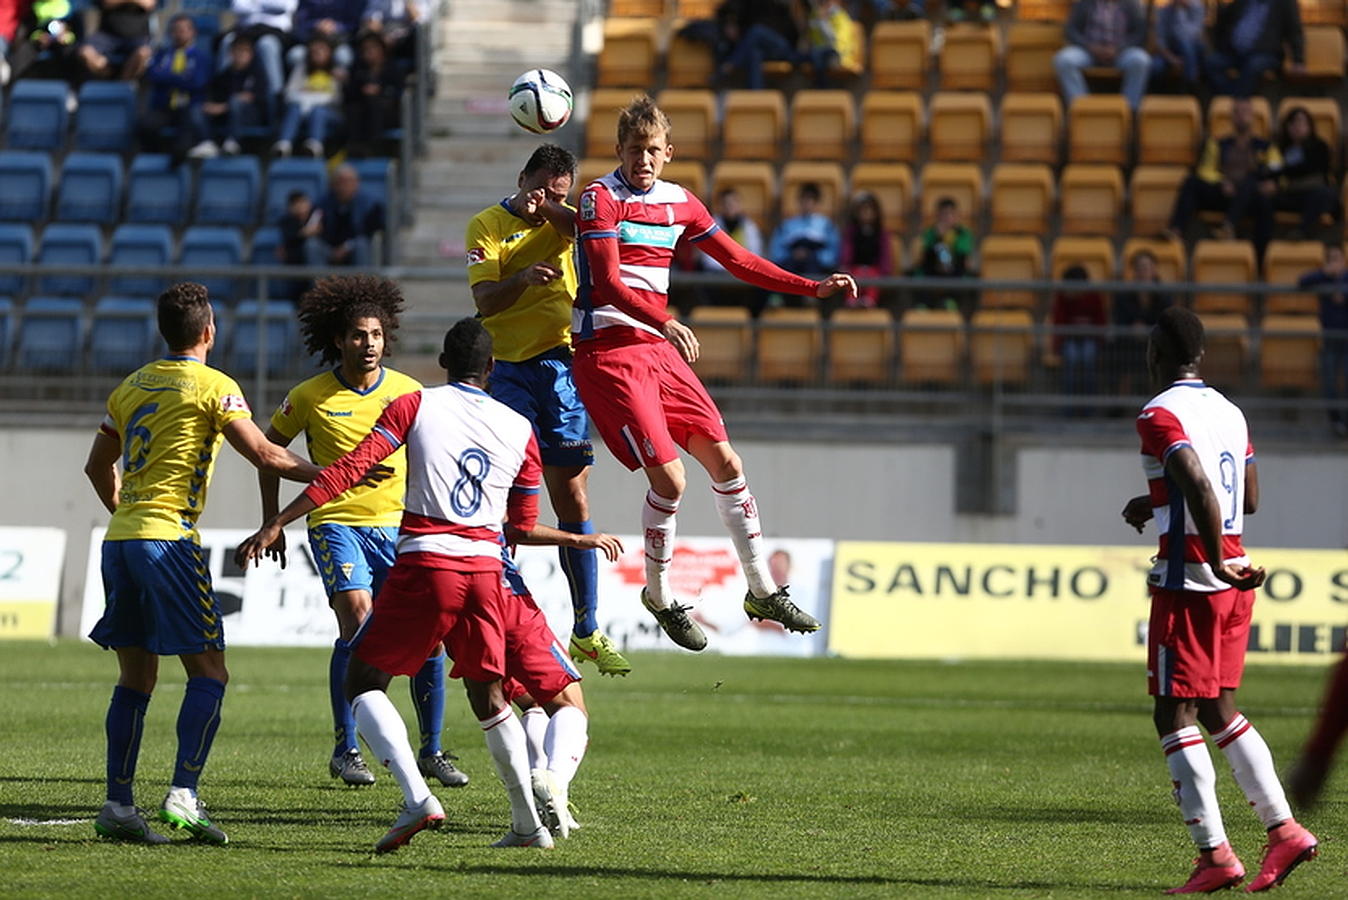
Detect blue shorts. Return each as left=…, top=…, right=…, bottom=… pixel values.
left=488, top=347, right=595, bottom=468
left=309, top=523, right=399, bottom=598
left=90, top=540, right=225, bottom=656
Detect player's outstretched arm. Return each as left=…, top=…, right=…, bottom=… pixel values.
left=505, top=522, right=625, bottom=562
left=537, top=195, right=577, bottom=241
left=699, top=230, right=858, bottom=302
left=255, top=424, right=297, bottom=566
left=83, top=431, right=122, bottom=515
left=235, top=491, right=317, bottom=568
left=224, top=418, right=322, bottom=482
left=472, top=263, right=564, bottom=317
left=1165, top=446, right=1266, bottom=590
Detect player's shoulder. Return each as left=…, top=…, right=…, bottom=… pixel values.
left=649, top=178, right=697, bottom=205
left=287, top=368, right=340, bottom=404
left=379, top=367, right=423, bottom=398
left=198, top=362, right=246, bottom=397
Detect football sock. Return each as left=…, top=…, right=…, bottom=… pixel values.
left=1304, top=651, right=1348, bottom=761
left=544, top=705, right=588, bottom=790
left=711, top=476, right=773, bottom=599
left=642, top=490, right=679, bottom=609
left=172, top=677, right=225, bottom=792
left=481, top=705, right=542, bottom=834
left=352, top=690, right=430, bottom=806
left=330, top=639, right=358, bottom=755
left=1213, top=713, right=1293, bottom=829
left=1162, top=726, right=1228, bottom=849
left=105, top=686, right=150, bottom=805
left=521, top=706, right=549, bottom=771
left=411, top=653, right=446, bottom=758
left=558, top=519, right=599, bottom=638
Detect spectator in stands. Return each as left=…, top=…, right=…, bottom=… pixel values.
left=288, top=0, right=362, bottom=71
left=343, top=29, right=403, bottom=156
left=273, top=34, right=345, bottom=158
left=913, top=197, right=972, bottom=311
left=306, top=164, right=383, bottom=267
left=203, top=31, right=272, bottom=156
left=362, top=0, right=423, bottom=66
left=1110, top=249, right=1173, bottom=393
left=699, top=187, right=766, bottom=311
left=1208, top=0, right=1304, bottom=97
left=1298, top=245, right=1348, bottom=437
left=141, top=15, right=215, bottom=160
left=1166, top=97, right=1279, bottom=259
left=769, top=182, right=840, bottom=279
left=1149, top=0, right=1206, bottom=90
left=946, top=0, right=996, bottom=24
left=1053, top=0, right=1151, bottom=111
left=1051, top=265, right=1108, bottom=403
left=277, top=188, right=321, bottom=298
left=719, top=0, right=805, bottom=91
left=1274, top=107, right=1337, bottom=240
left=8, top=1, right=80, bottom=83
left=805, top=0, right=862, bottom=87
left=77, top=0, right=153, bottom=81
left=840, top=192, right=894, bottom=309
left=220, top=0, right=297, bottom=97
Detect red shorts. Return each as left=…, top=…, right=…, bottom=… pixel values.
left=1147, top=586, right=1255, bottom=698
left=573, top=339, right=728, bottom=471
left=500, top=592, right=581, bottom=705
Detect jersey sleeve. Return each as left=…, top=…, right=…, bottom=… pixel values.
left=269, top=387, right=307, bottom=440
left=302, top=391, right=421, bottom=508
left=465, top=212, right=503, bottom=287
left=576, top=181, right=618, bottom=239
left=209, top=373, right=253, bottom=430
left=681, top=192, right=720, bottom=244
left=1137, top=406, right=1191, bottom=461
left=505, top=432, right=543, bottom=532
left=99, top=393, right=120, bottom=440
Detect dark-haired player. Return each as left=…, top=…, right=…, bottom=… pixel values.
left=1121, top=307, right=1317, bottom=893
left=257, top=275, right=467, bottom=789
left=466, top=144, right=631, bottom=678
left=85, top=283, right=322, bottom=845
left=574, top=95, right=856, bottom=650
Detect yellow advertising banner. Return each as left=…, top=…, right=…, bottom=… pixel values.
left=828, top=542, right=1348, bottom=665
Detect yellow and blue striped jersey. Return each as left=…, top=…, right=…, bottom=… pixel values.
left=270, top=367, right=421, bottom=527
left=100, top=356, right=253, bottom=541
left=466, top=199, right=577, bottom=362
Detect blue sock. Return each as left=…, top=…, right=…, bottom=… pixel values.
left=105, top=686, right=150, bottom=805
left=559, top=520, right=600, bottom=638
left=330, top=639, right=358, bottom=755
left=172, top=677, right=225, bottom=791
left=412, top=654, right=445, bottom=758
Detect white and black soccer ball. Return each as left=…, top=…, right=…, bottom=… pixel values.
left=508, top=69, right=573, bottom=134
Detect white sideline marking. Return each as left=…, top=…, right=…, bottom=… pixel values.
left=6, top=818, right=87, bottom=826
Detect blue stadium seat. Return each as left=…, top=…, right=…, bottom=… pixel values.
left=195, top=156, right=261, bottom=226
left=0, top=152, right=52, bottom=222
left=0, top=297, right=12, bottom=370
left=250, top=226, right=281, bottom=265
left=126, top=155, right=192, bottom=226
left=190, top=13, right=222, bottom=44
left=90, top=296, right=156, bottom=372
left=351, top=158, right=394, bottom=208
left=108, top=225, right=174, bottom=298
left=6, top=80, right=71, bottom=150
left=37, top=224, right=102, bottom=297
left=74, top=82, right=137, bottom=152
left=0, top=224, right=34, bottom=297
left=18, top=297, right=84, bottom=371
left=230, top=299, right=296, bottom=377
left=264, top=158, right=326, bottom=223
left=56, top=153, right=123, bottom=224
left=180, top=226, right=244, bottom=302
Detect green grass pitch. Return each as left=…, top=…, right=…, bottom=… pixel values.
left=1, top=642, right=1344, bottom=898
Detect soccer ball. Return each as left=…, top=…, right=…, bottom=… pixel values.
left=508, top=69, right=573, bottom=134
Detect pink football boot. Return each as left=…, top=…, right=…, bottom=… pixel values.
left=1245, top=821, right=1317, bottom=893
left=1166, top=843, right=1246, bottom=894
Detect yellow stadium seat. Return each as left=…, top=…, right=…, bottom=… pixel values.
left=1017, top=0, right=1073, bottom=21
left=899, top=308, right=965, bottom=384
left=1293, top=25, right=1346, bottom=79
left=1000, top=92, right=1061, bottom=164
left=1122, top=237, right=1186, bottom=283
left=689, top=306, right=753, bottom=383
left=781, top=162, right=847, bottom=220
left=610, top=0, right=666, bottom=15
left=577, top=157, right=615, bottom=191
left=597, top=18, right=659, bottom=88
left=789, top=91, right=856, bottom=162
left=979, top=235, right=1044, bottom=312
left=1260, top=315, right=1322, bottom=390
left=710, top=161, right=777, bottom=230
left=1050, top=236, right=1115, bottom=281
left=1005, top=23, right=1062, bottom=92
left=827, top=308, right=895, bottom=384
left=1192, top=240, right=1258, bottom=316
left=859, top=92, right=924, bottom=163
left=722, top=90, right=786, bottom=161
left=1276, top=97, right=1342, bottom=165
left=1138, top=96, right=1202, bottom=166
left=667, top=25, right=715, bottom=88
left=971, top=308, right=1036, bottom=385
left=661, top=161, right=707, bottom=197
left=928, top=92, right=992, bottom=162
left=1129, top=166, right=1187, bottom=236
left=1300, top=0, right=1347, bottom=24
left=757, top=308, right=822, bottom=383
left=870, top=21, right=930, bottom=90
left=989, top=164, right=1054, bottom=235
left=1264, top=241, right=1325, bottom=315
left=920, top=163, right=983, bottom=227
left=655, top=90, right=717, bottom=162
left=1208, top=96, right=1272, bottom=140
left=939, top=25, right=1000, bottom=91
left=675, top=0, right=717, bottom=17
left=850, top=163, right=913, bottom=234
left=1068, top=96, right=1132, bottom=165
left=1059, top=164, right=1124, bottom=236
left=585, top=89, right=639, bottom=158
left=1198, top=312, right=1251, bottom=388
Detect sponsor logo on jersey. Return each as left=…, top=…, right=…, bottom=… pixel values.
left=325, top=410, right=354, bottom=417
left=579, top=190, right=596, bottom=221
left=467, top=247, right=486, bottom=265
left=220, top=394, right=250, bottom=413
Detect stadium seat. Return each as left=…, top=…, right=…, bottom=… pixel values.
left=675, top=0, right=715, bottom=15
left=1260, top=315, right=1321, bottom=389
left=1138, top=96, right=1202, bottom=167
left=180, top=227, right=244, bottom=303
left=610, top=0, right=665, bottom=14
left=0, top=152, right=52, bottom=222
left=597, top=18, right=658, bottom=87
left=849, top=163, right=912, bottom=234
left=1293, top=25, right=1345, bottom=80
left=928, top=92, right=991, bottom=162
left=988, top=164, right=1054, bottom=235
left=0, top=224, right=33, bottom=297
left=1129, top=166, right=1186, bottom=236
left=5, top=80, right=70, bottom=150
left=789, top=91, right=855, bottom=162
left=56, top=153, right=123, bottom=224
left=870, top=21, right=929, bottom=90
left=1192, top=240, right=1258, bottom=316
left=899, top=308, right=964, bottom=384
left=689, top=306, right=753, bottom=382
left=938, top=25, right=1000, bottom=91
left=656, top=90, right=718, bottom=161
left=1068, top=96, right=1132, bottom=165
left=265, top=158, right=327, bottom=223
left=920, top=164, right=982, bottom=229
left=1017, top=0, right=1072, bottom=21
left=859, top=92, right=923, bottom=163
left=74, top=82, right=137, bottom=152
left=999, top=93, right=1061, bottom=164
left=126, top=155, right=192, bottom=225
left=36, top=224, right=102, bottom=297
left=722, top=91, right=786, bottom=161
left=0, top=296, right=11, bottom=369
left=970, top=308, right=1035, bottom=386
left=575, top=158, right=612, bottom=192
left=827, top=308, right=893, bottom=385
left=756, top=308, right=821, bottom=383
left=709, top=162, right=777, bottom=230
left=1050, top=236, right=1115, bottom=281
left=585, top=89, right=637, bottom=158
left=108, top=224, right=174, bottom=299
left=780, top=162, right=846, bottom=220
left=18, top=297, right=84, bottom=371
left=250, top=226, right=281, bottom=265
left=979, top=235, right=1044, bottom=312
left=1121, top=237, right=1186, bottom=283
left=1300, top=0, right=1347, bottom=24
left=89, top=296, right=155, bottom=372
left=1005, top=22, right=1062, bottom=92
left=1059, top=165, right=1123, bottom=236
left=230, top=299, right=297, bottom=376
left=1196, top=312, right=1250, bottom=387
left=1275, top=98, right=1341, bottom=165
left=1208, top=96, right=1271, bottom=139
left=195, top=156, right=262, bottom=226
left=1264, top=241, right=1325, bottom=315
left=667, top=25, right=715, bottom=88
left=661, top=161, right=707, bottom=197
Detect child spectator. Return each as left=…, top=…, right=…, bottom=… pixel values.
left=273, top=35, right=344, bottom=158
left=203, top=32, right=271, bottom=156
left=287, top=0, right=361, bottom=71
left=769, top=181, right=840, bottom=278
left=1274, top=107, right=1336, bottom=240
left=219, top=0, right=296, bottom=96
left=343, top=29, right=403, bottom=156
left=1297, top=245, right=1348, bottom=436
left=141, top=15, right=214, bottom=159
left=914, top=197, right=973, bottom=310
left=1149, top=0, right=1206, bottom=89
left=277, top=189, right=321, bottom=298
left=840, top=192, right=894, bottom=308
left=8, top=1, right=80, bottom=82
left=1051, top=265, right=1108, bottom=402
left=77, top=0, right=153, bottom=80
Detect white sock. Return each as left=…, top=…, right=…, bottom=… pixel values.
left=481, top=705, right=542, bottom=834
left=1213, top=713, right=1293, bottom=829
left=642, top=490, right=678, bottom=608
left=711, top=476, right=773, bottom=598
left=1162, top=726, right=1227, bottom=849
left=352, top=690, right=430, bottom=806
left=543, top=705, right=589, bottom=790
left=521, top=706, right=549, bottom=771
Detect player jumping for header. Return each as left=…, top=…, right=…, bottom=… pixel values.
left=573, top=95, right=856, bottom=650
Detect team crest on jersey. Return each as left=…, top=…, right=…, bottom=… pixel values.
left=220, top=394, right=249, bottom=413
left=340, top=563, right=355, bottom=579
left=277, top=397, right=293, bottom=417
left=579, top=190, right=597, bottom=221
left=466, top=247, right=486, bottom=265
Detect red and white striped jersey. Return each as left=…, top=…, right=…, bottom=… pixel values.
left=1137, top=379, right=1254, bottom=592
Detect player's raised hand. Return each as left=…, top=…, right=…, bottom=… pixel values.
left=519, top=262, right=563, bottom=286
left=663, top=318, right=700, bottom=363
left=235, top=521, right=284, bottom=569
left=517, top=187, right=547, bottom=223
left=816, top=273, right=858, bottom=301
left=1121, top=495, right=1153, bottom=533
left=1214, top=562, right=1266, bottom=591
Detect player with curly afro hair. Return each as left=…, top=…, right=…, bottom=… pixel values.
left=298, top=274, right=406, bottom=367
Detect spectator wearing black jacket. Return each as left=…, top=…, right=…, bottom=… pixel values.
left=202, top=32, right=272, bottom=156
left=1274, top=107, right=1337, bottom=238
left=1207, top=0, right=1305, bottom=97
left=719, top=0, right=804, bottom=90
left=1298, top=246, right=1348, bottom=436
left=343, top=29, right=402, bottom=156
